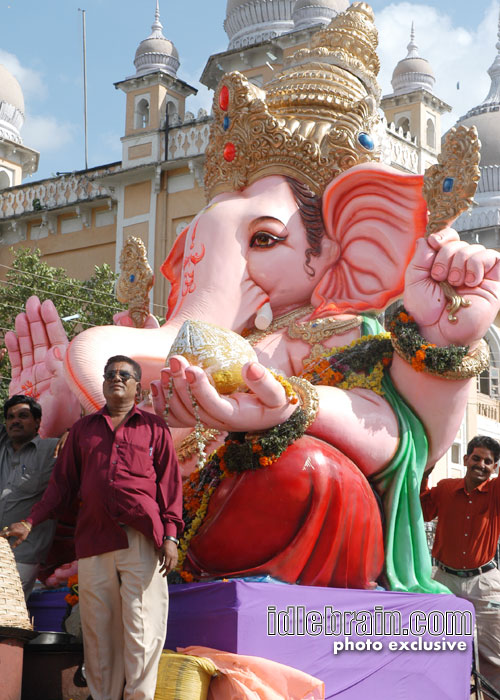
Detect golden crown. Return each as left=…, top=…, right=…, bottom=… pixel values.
left=204, top=2, right=382, bottom=199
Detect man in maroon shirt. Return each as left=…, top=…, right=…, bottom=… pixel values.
left=421, top=435, right=500, bottom=697
left=6, top=355, right=183, bottom=700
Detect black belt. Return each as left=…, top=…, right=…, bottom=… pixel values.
left=437, top=560, right=497, bottom=578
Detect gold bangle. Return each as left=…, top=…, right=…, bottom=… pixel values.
left=288, top=376, right=319, bottom=429
left=20, top=520, right=32, bottom=533
left=391, top=337, right=489, bottom=380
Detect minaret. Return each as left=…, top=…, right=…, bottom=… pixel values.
left=381, top=24, right=450, bottom=172
left=114, top=1, right=197, bottom=167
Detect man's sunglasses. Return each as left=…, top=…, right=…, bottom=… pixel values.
left=103, top=370, right=137, bottom=382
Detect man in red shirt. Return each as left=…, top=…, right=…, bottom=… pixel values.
left=421, top=435, right=500, bottom=696
left=5, top=355, right=183, bottom=700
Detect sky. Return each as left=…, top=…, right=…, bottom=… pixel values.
left=0, top=0, right=499, bottom=182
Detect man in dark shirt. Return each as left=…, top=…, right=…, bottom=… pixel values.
left=0, top=395, right=58, bottom=599
left=6, top=355, right=183, bottom=700
left=421, top=435, right=500, bottom=697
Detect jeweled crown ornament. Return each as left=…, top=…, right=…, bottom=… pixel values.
left=205, top=2, right=382, bottom=199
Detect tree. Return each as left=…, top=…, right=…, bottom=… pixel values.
left=0, top=247, right=125, bottom=404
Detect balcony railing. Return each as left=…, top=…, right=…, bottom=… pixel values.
left=477, top=393, right=500, bottom=422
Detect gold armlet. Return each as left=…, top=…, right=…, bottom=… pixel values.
left=288, top=377, right=319, bottom=429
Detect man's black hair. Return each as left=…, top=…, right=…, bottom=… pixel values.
left=104, top=355, right=142, bottom=381
left=466, top=435, right=500, bottom=463
left=4, top=394, right=42, bottom=420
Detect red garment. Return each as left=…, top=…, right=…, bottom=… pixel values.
left=420, top=475, right=500, bottom=569
left=29, top=405, right=183, bottom=559
left=186, top=436, right=384, bottom=589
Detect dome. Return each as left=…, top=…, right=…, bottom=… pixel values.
left=134, top=2, right=180, bottom=78
left=0, top=64, right=24, bottom=144
left=224, top=0, right=295, bottom=50
left=458, top=111, right=500, bottom=168
left=454, top=17, right=500, bottom=168
left=391, top=26, right=435, bottom=96
left=0, top=65, right=24, bottom=113
left=292, top=0, right=349, bottom=31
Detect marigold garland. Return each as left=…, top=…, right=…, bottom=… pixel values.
left=173, top=334, right=395, bottom=582
left=269, top=371, right=299, bottom=404
left=388, top=307, right=468, bottom=373
left=173, top=407, right=308, bottom=581
left=302, top=332, right=393, bottom=395
left=171, top=310, right=483, bottom=585
left=64, top=574, right=79, bottom=607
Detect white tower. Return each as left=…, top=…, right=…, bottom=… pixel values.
left=0, top=64, right=38, bottom=187
left=115, top=1, right=197, bottom=168
left=381, top=25, right=450, bottom=173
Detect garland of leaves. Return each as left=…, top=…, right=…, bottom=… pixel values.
left=302, top=333, right=393, bottom=395
left=388, top=308, right=468, bottom=373
left=172, top=312, right=475, bottom=584
left=174, top=408, right=308, bottom=582
left=174, top=335, right=395, bottom=582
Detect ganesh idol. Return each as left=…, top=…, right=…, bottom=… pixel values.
left=5, top=4, right=499, bottom=593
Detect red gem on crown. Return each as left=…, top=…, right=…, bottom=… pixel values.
left=223, top=143, right=236, bottom=162
left=219, top=85, right=229, bottom=111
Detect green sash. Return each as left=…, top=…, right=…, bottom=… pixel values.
left=362, top=315, right=448, bottom=594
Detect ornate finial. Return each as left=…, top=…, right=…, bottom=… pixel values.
left=204, top=2, right=382, bottom=199
left=423, top=125, right=481, bottom=322
left=151, top=0, right=163, bottom=38
left=406, top=22, right=418, bottom=58
left=115, top=237, right=155, bottom=328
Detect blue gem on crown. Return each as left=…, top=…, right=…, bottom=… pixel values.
left=357, top=132, right=375, bottom=151
left=443, top=178, right=454, bottom=193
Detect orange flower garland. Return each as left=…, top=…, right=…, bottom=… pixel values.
left=64, top=574, right=79, bottom=607
left=388, top=307, right=468, bottom=374
left=172, top=406, right=309, bottom=582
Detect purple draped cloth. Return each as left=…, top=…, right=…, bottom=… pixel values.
left=166, top=580, right=473, bottom=700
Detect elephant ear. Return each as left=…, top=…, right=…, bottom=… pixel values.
left=312, top=163, right=427, bottom=316
left=160, top=227, right=188, bottom=320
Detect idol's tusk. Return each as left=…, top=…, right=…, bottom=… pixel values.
left=254, top=302, right=273, bottom=330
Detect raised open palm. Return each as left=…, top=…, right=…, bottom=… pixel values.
left=4, top=296, right=80, bottom=437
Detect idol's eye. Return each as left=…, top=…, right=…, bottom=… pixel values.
left=250, top=231, right=287, bottom=248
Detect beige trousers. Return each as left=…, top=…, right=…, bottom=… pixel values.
left=78, top=527, right=168, bottom=700
left=434, top=566, right=500, bottom=698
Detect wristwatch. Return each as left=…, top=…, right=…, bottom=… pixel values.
left=163, top=535, right=179, bottom=546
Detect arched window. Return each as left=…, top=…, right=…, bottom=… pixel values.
left=426, top=119, right=436, bottom=149
left=135, top=98, right=150, bottom=129
left=396, top=117, right=410, bottom=134
left=0, top=170, right=11, bottom=189
left=478, top=329, right=500, bottom=398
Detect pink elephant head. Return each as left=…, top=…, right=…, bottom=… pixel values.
left=161, top=164, right=427, bottom=329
